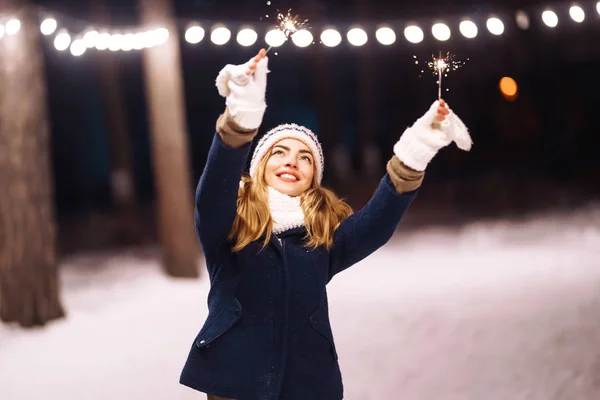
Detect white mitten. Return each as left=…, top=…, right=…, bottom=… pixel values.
left=215, top=56, right=269, bottom=130
left=394, top=100, right=472, bottom=171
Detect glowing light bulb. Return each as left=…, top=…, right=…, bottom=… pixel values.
left=121, top=34, right=135, bottom=51
left=40, top=18, right=57, bottom=35
left=487, top=17, right=505, bottom=35
left=291, top=29, right=312, bottom=47
left=237, top=28, right=258, bottom=47
left=185, top=26, right=205, bottom=44
left=107, top=34, right=122, bottom=51
left=542, top=10, right=559, bottom=27
left=320, top=29, right=342, bottom=47
left=375, top=27, right=396, bottom=45
left=83, top=30, right=99, bottom=48
left=70, top=39, right=86, bottom=56
left=211, top=27, right=231, bottom=45
left=5, top=19, right=20, bottom=35
left=132, top=33, right=146, bottom=50
left=569, top=6, right=585, bottom=23
left=347, top=28, right=368, bottom=46
left=516, top=10, right=530, bottom=30
left=265, top=29, right=286, bottom=47
left=432, top=23, right=451, bottom=41
left=459, top=20, right=478, bottom=38
left=152, top=28, right=169, bottom=46
left=499, top=76, right=518, bottom=101
left=404, top=25, right=424, bottom=44
left=54, top=31, right=71, bottom=51
left=95, top=33, right=111, bottom=50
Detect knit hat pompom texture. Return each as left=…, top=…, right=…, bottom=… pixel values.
left=249, top=124, right=324, bottom=184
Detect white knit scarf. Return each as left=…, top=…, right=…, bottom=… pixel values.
left=267, top=186, right=305, bottom=235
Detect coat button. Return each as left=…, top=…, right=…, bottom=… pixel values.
left=234, top=308, right=240, bottom=316
left=199, top=340, right=206, bottom=345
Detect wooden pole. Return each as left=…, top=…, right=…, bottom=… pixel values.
left=0, top=3, right=65, bottom=326
left=138, top=0, right=199, bottom=278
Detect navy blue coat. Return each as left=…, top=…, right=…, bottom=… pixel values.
left=180, top=133, right=417, bottom=400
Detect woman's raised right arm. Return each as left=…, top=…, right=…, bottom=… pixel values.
left=195, top=50, right=268, bottom=258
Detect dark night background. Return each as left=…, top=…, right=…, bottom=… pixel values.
left=33, top=0, right=600, bottom=254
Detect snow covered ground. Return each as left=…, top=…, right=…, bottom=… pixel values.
left=2, top=206, right=600, bottom=400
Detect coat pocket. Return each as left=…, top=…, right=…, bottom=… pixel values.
left=195, top=298, right=242, bottom=348
left=309, top=308, right=338, bottom=360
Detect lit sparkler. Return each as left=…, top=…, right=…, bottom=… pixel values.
left=266, top=9, right=309, bottom=53
left=421, top=51, right=468, bottom=99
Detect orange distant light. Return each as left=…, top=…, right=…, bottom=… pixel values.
left=499, top=77, right=518, bottom=99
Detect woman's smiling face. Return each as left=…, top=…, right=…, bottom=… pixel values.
left=264, top=138, right=315, bottom=197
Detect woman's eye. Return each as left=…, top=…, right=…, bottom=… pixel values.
left=273, top=150, right=284, bottom=155
left=301, top=156, right=312, bottom=163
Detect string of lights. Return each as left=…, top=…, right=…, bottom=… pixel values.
left=0, top=2, right=598, bottom=57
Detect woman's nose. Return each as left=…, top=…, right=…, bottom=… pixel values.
left=284, top=157, right=297, bottom=168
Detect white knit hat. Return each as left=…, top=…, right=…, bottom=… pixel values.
left=249, top=124, right=324, bottom=184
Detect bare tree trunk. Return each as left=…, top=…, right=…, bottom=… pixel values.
left=310, top=45, right=351, bottom=196
left=138, top=0, right=199, bottom=277
left=354, top=3, right=380, bottom=180
left=310, top=46, right=338, bottom=179
left=90, top=0, right=142, bottom=246
left=0, top=3, right=65, bottom=326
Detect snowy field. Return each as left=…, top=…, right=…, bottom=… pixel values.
left=1, top=206, right=600, bottom=400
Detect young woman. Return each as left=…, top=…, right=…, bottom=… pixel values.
left=180, top=49, right=472, bottom=400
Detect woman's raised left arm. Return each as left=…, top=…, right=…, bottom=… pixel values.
left=328, top=99, right=472, bottom=280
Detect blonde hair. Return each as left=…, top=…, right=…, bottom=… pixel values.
left=228, top=148, right=353, bottom=252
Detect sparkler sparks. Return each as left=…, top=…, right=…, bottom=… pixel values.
left=414, top=52, right=468, bottom=99
left=276, top=9, right=308, bottom=37
left=427, top=52, right=467, bottom=75
left=265, top=9, right=309, bottom=53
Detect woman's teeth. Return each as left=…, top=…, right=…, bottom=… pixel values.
left=280, top=173, right=298, bottom=181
